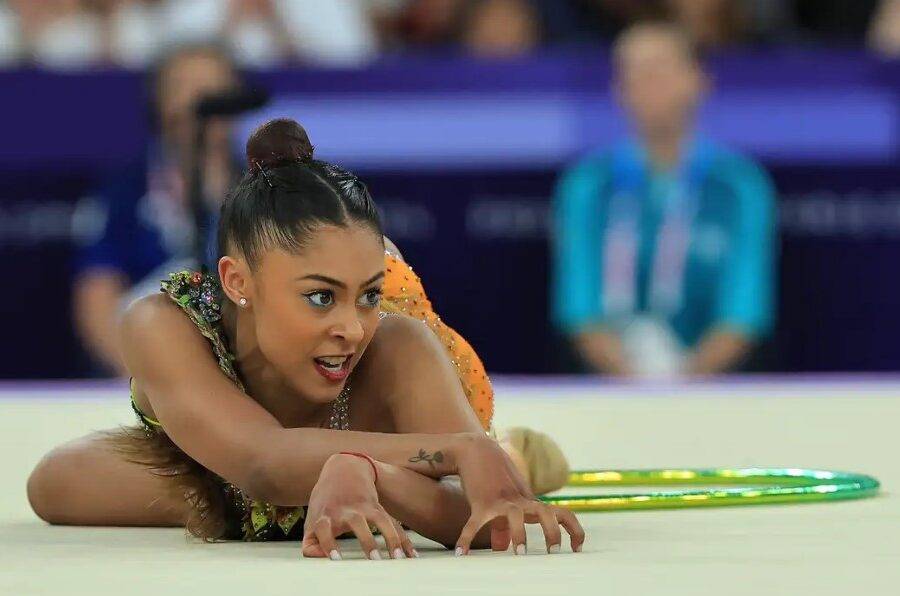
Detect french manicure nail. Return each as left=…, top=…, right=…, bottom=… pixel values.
left=549, top=544, right=561, bottom=554
left=412, top=549, right=420, bottom=558
left=574, top=543, right=583, bottom=553
left=329, top=550, right=342, bottom=561
left=454, top=546, right=464, bottom=557
left=393, top=548, right=406, bottom=559
left=515, top=544, right=526, bottom=556
left=369, top=550, right=381, bottom=560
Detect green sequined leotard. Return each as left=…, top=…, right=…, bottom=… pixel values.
left=130, top=270, right=307, bottom=541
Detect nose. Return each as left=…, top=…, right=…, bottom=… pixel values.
left=330, top=308, right=365, bottom=345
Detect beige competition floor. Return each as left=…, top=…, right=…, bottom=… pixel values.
left=1, top=377, right=898, bottom=596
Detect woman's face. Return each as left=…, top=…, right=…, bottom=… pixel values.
left=615, top=30, right=705, bottom=135
left=250, top=224, right=385, bottom=403
left=158, top=50, right=236, bottom=150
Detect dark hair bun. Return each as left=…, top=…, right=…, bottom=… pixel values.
left=246, top=118, right=314, bottom=171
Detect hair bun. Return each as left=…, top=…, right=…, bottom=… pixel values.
left=246, top=118, right=314, bottom=172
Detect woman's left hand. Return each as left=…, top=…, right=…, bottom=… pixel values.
left=300, top=453, right=417, bottom=561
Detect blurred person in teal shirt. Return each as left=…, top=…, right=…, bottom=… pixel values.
left=552, top=22, right=776, bottom=378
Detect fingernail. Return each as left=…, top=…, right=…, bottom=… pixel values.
left=329, top=550, right=342, bottom=561
left=393, top=548, right=406, bottom=559
left=515, top=544, right=526, bottom=556
left=574, top=543, right=583, bottom=553
left=369, top=550, right=381, bottom=560
left=454, top=546, right=464, bottom=557
left=548, top=544, right=561, bottom=554
left=412, top=549, right=420, bottom=558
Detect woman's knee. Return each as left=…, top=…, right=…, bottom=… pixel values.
left=27, top=432, right=188, bottom=527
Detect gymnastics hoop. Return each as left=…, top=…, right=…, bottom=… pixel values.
left=538, top=468, right=880, bottom=512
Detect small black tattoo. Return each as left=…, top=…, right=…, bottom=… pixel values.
left=409, top=449, right=444, bottom=469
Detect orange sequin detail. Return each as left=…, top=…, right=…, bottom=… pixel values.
left=381, top=253, right=494, bottom=432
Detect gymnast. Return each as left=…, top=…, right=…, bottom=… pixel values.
left=26, top=118, right=584, bottom=561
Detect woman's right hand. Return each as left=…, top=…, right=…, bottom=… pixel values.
left=301, top=453, right=417, bottom=561
left=452, top=433, right=585, bottom=556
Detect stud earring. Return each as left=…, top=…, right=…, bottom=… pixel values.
left=239, top=297, right=248, bottom=307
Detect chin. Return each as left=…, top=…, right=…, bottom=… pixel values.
left=291, top=372, right=346, bottom=404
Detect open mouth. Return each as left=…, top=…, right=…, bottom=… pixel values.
left=313, top=355, right=353, bottom=381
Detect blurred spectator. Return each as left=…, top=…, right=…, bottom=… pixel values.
left=389, top=0, right=541, bottom=55
left=868, top=0, right=900, bottom=56
left=551, top=23, right=776, bottom=378
left=0, top=0, right=378, bottom=68
left=564, top=0, right=766, bottom=49
left=7, top=0, right=105, bottom=69
left=667, top=0, right=745, bottom=47
left=391, top=0, right=469, bottom=49
left=159, top=0, right=378, bottom=67
left=461, top=0, right=541, bottom=56
left=103, top=0, right=163, bottom=68
left=3, top=0, right=161, bottom=69
left=0, top=1, right=20, bottom=65
left=72, top=44, right=240, bottom=375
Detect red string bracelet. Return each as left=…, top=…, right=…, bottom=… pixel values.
left=338, top=451, right=379, bottom=483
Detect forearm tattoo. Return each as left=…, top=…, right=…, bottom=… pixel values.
left=409, top=448, right=444, bottom=470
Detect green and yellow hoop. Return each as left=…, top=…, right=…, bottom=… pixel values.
left=539, top=468, right=881, bottom=512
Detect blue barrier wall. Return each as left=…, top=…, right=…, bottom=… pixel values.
left=2, top=49, right=899, bottom=377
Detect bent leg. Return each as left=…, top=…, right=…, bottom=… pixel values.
left=27, top=430, right=189, bottom=527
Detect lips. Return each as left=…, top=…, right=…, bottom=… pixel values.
left=313, top=355, right=352, bottom=382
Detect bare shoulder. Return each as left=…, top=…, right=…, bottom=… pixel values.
left=359, top=314, right=447, bottom=391
left=118, top=292, right=216, bottom=379
left=368, top=313, right=438, bottom=361
left=119, top=293, right=196, bottom=343
left=346, top=316, right=432, bottom=432
left=358, top=313, right=482, bottom=434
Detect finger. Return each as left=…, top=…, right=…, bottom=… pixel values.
left=455, top=514, right=487, bottom=556
left=370, top=509, right=406, bottom=559
left=508, top=463, right=534, bottom=498
left=345, top=513, right=381, bottom=560
left=530, top=502, right=562, bottom=554
left=391, top=517, right=418, bottom=559
left=490, top=516, right=511, bottom=552
left=554, top=507, right=586, bottom=553
left=506, top=505, right=527, bottom=555
left=498, top=444, right=534, bottom=498
left=313, top=518, right=342, bottom=561
left=300, top=533, right=327, bottom=558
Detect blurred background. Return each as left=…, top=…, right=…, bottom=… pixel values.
left=1, top=0, right=899, bottom=379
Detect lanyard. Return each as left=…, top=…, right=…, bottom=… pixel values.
left=602, top=138, right=712, bottom=318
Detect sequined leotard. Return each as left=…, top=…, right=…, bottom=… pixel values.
left=130, top=252, right=494, bottom=540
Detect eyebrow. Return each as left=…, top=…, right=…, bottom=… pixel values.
left=296, top=272, right=385, bottom=290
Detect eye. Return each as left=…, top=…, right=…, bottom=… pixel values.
left=304, top=290, right=334, bottom=308
left=358, top=288, right=382, bottom=308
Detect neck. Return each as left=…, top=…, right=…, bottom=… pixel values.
left=642, top=123, right=689, bottom=171
left=219, top=300, right=330, bottom=427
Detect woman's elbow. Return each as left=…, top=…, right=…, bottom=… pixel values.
left=237, top=456, right=282, bottom=503
left=238, top=453, right=313, bottom=506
